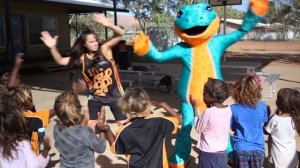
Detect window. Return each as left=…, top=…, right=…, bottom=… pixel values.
left=27, top=16, right=57, bottom=45
left=0, top=16, right=5, bottom=47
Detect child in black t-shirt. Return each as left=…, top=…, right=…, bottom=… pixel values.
left=97, top=88, right=182, bottom=168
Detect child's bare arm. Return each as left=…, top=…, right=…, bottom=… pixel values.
left=189, top=95, right=198, bottom=117
left=80, top=107, right=89, bottom=126
left=41, top=136, right=51, bottom=158
left=49, top=109, right=55, bottom=119
left=97, top=108, right=115, bottom=145
left=154, top=101, right=182, bottom=124
left=267, top=135, right=272, bottom=158
left=8, top=53, right=24, bottom=88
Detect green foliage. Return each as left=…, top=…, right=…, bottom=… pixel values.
left=69, top=14, right=114, bottom=44
left=69, top=0, right=249, bottom=44
left=214, top=6, right=246, bottom=19
left=120, top=0, right=245, bottom=32
left=120, top=0, right=180, bottom=31
left=266, top=0, right=300, bottom=40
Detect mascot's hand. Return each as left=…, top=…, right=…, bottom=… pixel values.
left=134, top=32, right=151, bottom=56
left=250, top=0, right=269, bottom=16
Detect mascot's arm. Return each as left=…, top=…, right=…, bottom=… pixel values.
left=134, top=32, right=182, bottom=62
left=217, top=0, right=269, bottom=51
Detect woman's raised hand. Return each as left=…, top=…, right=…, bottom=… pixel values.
left=92, top=13, right=111, bottom=27
left=40, top=31, right=59, bottom=49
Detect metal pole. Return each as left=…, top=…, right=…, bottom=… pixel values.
left=113, top=0, right=117, bottom=25
left=4, top=0, right=12, bottom=71
left=223, top=1, right=227, bottom=62
left=223, top=1, right=227, bottom=35
left=104, top=11, right=108, bottom=40
left=75, top=14, right=78, bottom=37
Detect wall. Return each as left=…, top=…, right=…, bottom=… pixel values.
left=0, top=1, right=70, bottom=61
left=228, top=41, right=300, bottom=54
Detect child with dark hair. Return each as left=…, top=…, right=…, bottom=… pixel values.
left=1, top=53, right=36, bottom=112
left=53, top=91, right=110, bottom=168
left=0, top=87, right=51, bottom=167
left=265, top=88, right=300, bottom=167
left=97, top=88, right=181, bottom=168
left=0, top=85, right=9, bottom=110
left=11, top=85, right=55, bottom=156
left=230, top=74, right=268, bottom=168
left=1, top=53, right=52, bottom=156
left=191, top=78, right=232, bottom=168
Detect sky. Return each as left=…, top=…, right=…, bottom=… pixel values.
left=74, top=0, right=250, bottom=13
left=232, top=0, right=249, bottom=11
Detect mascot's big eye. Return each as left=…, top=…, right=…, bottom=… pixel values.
left=177, top=10, right=183, bottom=18
left=206, top=6, right=212, bottom=11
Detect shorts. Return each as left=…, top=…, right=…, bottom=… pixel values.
left=198, top=150, right=227, bottom=168
left=234, top=150, right=265, bottom=168
left=88, top=100, right=127, bottom=121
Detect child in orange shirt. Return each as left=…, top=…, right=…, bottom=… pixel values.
left=11, top=85, right=55, bottom=155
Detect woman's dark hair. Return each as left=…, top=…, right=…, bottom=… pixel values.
left=231, top=75, right=262, bottom=107
left=203, top=78, right=229, bottom=106
left=67, top=29, right=101, bottom=67
left=0, top=88, right=29, bottom=160
left=276, top=88, right=300, bottom=134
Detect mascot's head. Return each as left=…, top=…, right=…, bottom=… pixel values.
left=175, top=2, right=220, bottom=46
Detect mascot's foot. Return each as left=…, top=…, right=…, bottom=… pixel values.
left=168, top=158, right=191, bottom=168
left=168, top=135, right=192, bottom=168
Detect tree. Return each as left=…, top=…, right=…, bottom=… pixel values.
left=213, top=6, right=245, bottom=20
left=69, top=14, right=114, bottom=44
left=266, top=0, right=300, bottom=40
left=120, top=0, right=199, bottom=31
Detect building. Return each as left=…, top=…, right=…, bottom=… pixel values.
left=220, top=18, right=270, bottom=40
left=0, top=0, right=127, bottom=69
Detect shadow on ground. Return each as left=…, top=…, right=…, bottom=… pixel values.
left=46, top=153, right=60, bottom=168
left=96, top=155, right=127, bottom=168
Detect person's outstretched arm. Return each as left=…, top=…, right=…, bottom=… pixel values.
left=8, top=53, right=24, bottom=88
left=154, top=101, right=182, bottom=124
left=40, top=31, right=70, bottom=65
left=92, top=14, right=125, bottom=56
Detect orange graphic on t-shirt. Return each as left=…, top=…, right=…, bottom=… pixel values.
left=93, top=68, right=113, bottom=96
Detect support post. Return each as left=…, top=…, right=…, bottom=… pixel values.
left=113, top=0, right=117, bottom=25
left=223, top=1, right=227, bottom=35
left=4, top=0, right=12, bottom=71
